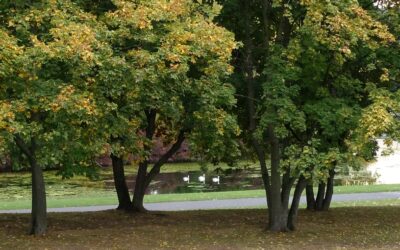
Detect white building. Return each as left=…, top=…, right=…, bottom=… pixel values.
left=367, top=139, right=400, bottom=184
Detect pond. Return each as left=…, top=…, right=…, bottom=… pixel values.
left=105, top=168, right=265, bottom=194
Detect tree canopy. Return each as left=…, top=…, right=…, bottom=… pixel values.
left=0, top=0, right=399, bottom=236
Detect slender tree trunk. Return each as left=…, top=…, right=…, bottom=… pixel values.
left=315, top=182, right=326, bottom=211
left=268, top=126, right=289, bottom=232
left=281, top=171, right=295, bottom=210
left=306, top=169, right=335, bottom=212
left=252, top=139, right=271, bottom=208
left=131, top=110, right=156, bottom=212
left=132, top=162, right=148, bottom=212
left=306, top=184, right=316, bottom=210
left=241, top=0, right=273, bottom=214
left=262, top=0, right=271, bottom=52
left=287, top=176, right=307, bottom=230
left=29, top=155, right=47, bottom=235
left=111, top=154, right=133, bottom=211
left=15, top=135, right=47, bottom=235
left=322, top=169, right=335, bottom=211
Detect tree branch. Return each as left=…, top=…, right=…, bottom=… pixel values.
left=141, top=109, right=158, bottom=161
left=14, top=135, right=32, bottom=158
left=284, top=124, right=302, bottom=143
left=145, top=130, right=186, bottom=187
left=262, top=0, right=272, bottom=54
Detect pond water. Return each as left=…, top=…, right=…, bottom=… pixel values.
left=105, top=168, right=265, bottom=194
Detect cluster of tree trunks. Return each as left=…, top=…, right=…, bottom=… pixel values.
left=306, top=169, right=335, bottom=211
left=112, top=110, right=186, bottom=212
left=241, top=0, right=307, bottom=232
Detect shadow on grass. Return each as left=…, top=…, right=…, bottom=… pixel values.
left=1, top=207, right=399, bottom=249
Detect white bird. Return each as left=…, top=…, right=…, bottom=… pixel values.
left=198, top=174, right=206, bottom=184
left=212, top=176, right=220, bottom=185
left=183, top=175, right=190, bottom=183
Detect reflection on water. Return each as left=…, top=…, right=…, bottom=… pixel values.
left=105, top=168, right=264, bottom=194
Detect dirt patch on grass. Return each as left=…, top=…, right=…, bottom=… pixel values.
left=0, top=207, right=399, bottom=249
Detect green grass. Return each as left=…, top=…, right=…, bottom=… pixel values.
left=334, top=184, right=400, bottom=193
left=1, top=161, right=400, bottom=210
left=1, top=184, right=400, bottom=210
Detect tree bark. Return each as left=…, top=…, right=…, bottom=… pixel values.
left=322, top=169, right=335, bottom=211
left=111, top=154, right=133, bottom=211
left=281, top=170, right=295, bottom=210
left=252, top=138, right=271, bottom=208
left=315, top=182, right=326, bottom=211
left=15, top=135, right=47, bottom=235
left=306, top=184, right=316, bottom=210
left=287, top=176, right=307, bottom=230
left=30, top=155, right=47, bottom=235
left=268, top=126, right=289, bottom=232
left=132, top=110, right=156, bottom=212
left=132, top=162, right=148, bottom=212
left=306, top=169, right=335, bottom=212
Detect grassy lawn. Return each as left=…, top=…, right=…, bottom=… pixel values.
left=1, top=207, right=399, bottom=249
left=1, top=184, right=400, bottom=210
left=1, top=162, right=400, bottom=210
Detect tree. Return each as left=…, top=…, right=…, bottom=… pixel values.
left=0, top=1, right=107, bottom=235
left=352, top=0, right=400, bottom=165
left=77, top=0, right=241, bottom=212
left=215, top=0, right=394, bottom=231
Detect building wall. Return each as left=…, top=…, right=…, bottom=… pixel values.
left=368, top=139, right=400, bottom=184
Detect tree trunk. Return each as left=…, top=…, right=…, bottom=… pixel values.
left=322, top=169, right=335, bottom=211
left=131, top=110, right=156, bottom=212
left=269, top=208, right=289, bottom=232
left=30, top=156, right=47, bottom=236
left=132, top=162, right=148, bottom=212
left=268, top=126, right=289, bottom=232
left=266, top=2, right=294, bottom=232
left=242, top=0, right=271, bottom=209
left=111, top=154, right=133, bottom=211
left=15, top=135, right=47, bottom=235
left=133, top=130, right=185, bottom=213
left=315, top=182, right=326, bottom=211
left=306, top=184, right=316, bottom=210
left=287, top=176, right=307, bottom=230
left=252, top=138, right=271, bottom=208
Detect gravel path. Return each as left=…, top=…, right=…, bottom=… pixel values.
left=1, top=191, right=399, bottom=214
